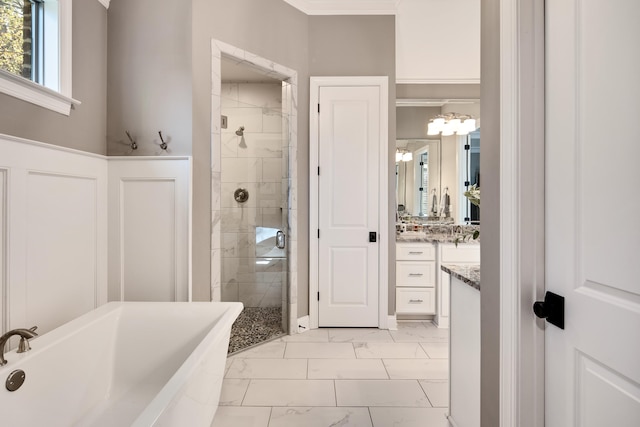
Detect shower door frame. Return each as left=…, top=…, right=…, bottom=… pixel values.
left=210, top=39, right=299, bottom=334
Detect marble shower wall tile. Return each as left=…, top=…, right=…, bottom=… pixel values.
left=221, top=158, right=263, bottom=183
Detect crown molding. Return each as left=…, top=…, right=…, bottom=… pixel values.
left=282, top=0, right=398, bottom=15
left=97, top=0, right=110, bottom=9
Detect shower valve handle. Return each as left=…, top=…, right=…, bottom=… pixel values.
left=276, top=230, right=286, bottom=249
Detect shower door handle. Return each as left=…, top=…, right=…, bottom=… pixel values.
left=276, top=230, right=286, bottom=249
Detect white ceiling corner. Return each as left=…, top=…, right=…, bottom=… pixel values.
left=97, top=0, right=110, bottom=9
left=282, top=0, right=398, bottom=15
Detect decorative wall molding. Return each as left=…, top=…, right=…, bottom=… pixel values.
left=0, top=134, right=108, bottom=335
left=282, top=0, right=398, bottom=15
left=107, top=158, right=192, bottom=303
left=0, top=134, right=193, bottom=338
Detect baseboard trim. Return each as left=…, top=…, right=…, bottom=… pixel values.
left=386, top=315, right=398, bottom=330
left=297, top=315, right=309, bottom=333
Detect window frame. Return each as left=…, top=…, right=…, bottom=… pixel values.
left=0, top=0, right=78, bottom=115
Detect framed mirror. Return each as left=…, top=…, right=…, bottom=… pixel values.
left=396, top=99, right=480, bottom=225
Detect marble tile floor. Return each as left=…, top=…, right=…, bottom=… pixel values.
left=213, top=322, right=449, bottom=427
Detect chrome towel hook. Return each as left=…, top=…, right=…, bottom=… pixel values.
left=125, top=131, right=137, bottom=150
left=158, top=131, right=168, bottom=150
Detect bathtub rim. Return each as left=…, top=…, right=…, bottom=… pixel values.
left=132, top=301, right=242, bottom=426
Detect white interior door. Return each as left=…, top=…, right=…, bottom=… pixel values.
left=317, top=85, right=380, bottom=327
left=545, top=0, right=640, bottom=425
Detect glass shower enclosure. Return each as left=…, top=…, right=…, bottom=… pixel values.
left=220, top=71, right=289, bottom=353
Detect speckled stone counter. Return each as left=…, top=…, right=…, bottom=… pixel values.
left=441, top=264, right=481, bottom=290
left=396, top=224, right=480, bottom=244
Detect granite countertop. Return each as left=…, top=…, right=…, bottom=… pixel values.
left=396, top=232, right=480, bottom=244
left=441, top=264, right=481, bottom=291
left=395, top=224, right=480, bottom=244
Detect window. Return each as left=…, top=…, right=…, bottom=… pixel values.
left=0, top=0, right=75, bottom=115
left=460, top=130, right=480, bottom=224
left=417, top=152, right=429, bottom=216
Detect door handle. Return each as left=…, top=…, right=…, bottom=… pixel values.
left=276, top=230, right=286, bottom=249
left=533, top=291, right=564, bottom=329
left=369, top=232, right=377, bottom=243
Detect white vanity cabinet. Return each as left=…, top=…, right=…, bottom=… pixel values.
left=395, top=243, right=437, bottom=315
left=435, top=243, right=480, bottom=328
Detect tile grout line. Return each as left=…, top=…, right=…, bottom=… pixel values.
left=266, top=406, right=273, bottom=427
left=240, top=378, right=252, bottom=406
left=367, top=406, right=375, bottom=427
left=417, top=378, right=435, bottom=408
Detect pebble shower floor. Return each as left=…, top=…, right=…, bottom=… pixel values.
left=228, top=307, right=285, bottom=354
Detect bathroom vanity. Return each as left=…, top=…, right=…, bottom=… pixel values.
left=395, top=231, right=479, bottom=326
left=443, top=264, right=481, bottom=427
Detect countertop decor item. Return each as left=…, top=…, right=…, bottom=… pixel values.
left=454, top=184, right=480, bottom=246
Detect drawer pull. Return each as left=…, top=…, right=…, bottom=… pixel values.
left=408, top=273, right=424, bottom=277
left=409, top=299, right=424, bottom=303
left=408, top=251, right=424, bottom=254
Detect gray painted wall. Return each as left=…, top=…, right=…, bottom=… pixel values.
left=107, top=0, right=192, bottom=157
left=309, top=15, right=396, bottom=315
left=192, top=0, right=310, bottom=303
left=396, top=107, right=441, bottom=139
left=481, top=0, right=500, bottom=425
left=396, top=84, right=481, bottom=100
left=0, top=0, right=107, bottom=154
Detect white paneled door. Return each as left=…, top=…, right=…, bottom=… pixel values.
left=316, top=84, right=382, bottom=327
left=545, top=0, right=640, bottom=425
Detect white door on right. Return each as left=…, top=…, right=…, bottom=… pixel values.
left=545, top=0, right=640, bottom=426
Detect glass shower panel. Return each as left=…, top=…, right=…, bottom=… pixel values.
left=220, top=79, right=289, bottom=352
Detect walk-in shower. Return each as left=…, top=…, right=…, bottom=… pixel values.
left=220, top=57, right=290, bottom=353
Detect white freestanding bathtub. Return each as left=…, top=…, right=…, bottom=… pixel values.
left=0, top=302, right=242, bottom=426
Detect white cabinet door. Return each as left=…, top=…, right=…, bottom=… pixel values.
left=317, top=85, right=381, bottom=327
left=545, top=0, right=640, bottom=425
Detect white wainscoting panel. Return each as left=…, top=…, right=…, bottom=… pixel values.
left=0, top=135, right=108, bottom=335
left=26, top=173, right=99, bottom=334
left=108, top=158, right=191, bottom=302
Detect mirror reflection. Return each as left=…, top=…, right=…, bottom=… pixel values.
left=396, top=100, right=480, bottom=225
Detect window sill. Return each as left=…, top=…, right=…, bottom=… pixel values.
left=0, top=69, right=80, bottom=116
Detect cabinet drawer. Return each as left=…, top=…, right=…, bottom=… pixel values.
left=396, top=243, right=436, bottom=261
left=396, top=261, right=436, bottom=287
left=396, top=288, right=436, bottom=314
left=441, top=244, right=480, bottom=263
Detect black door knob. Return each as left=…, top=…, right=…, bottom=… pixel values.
left=533, top=291, right=564, bottom=329
left=532, top=301, right=547, bottom=319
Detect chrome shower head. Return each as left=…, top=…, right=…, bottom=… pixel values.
left=236, top=126, right=245, bottom=136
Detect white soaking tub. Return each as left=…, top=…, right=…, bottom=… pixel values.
left=0, top=302, right=242, bottom=426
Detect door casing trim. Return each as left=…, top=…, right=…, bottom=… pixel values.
left=495, top=0, right=545, bottom=426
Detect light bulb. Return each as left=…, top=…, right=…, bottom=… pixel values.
left=464, top=118, right=477, bottom=131
left=441, top=123, right=454, bottom=136
left=427, top=122, right=439, bottom=135
left=449, top=118, right=461, bottom=132
left=433, top=117, right=445, bottom=127
left=396, top=151, right=403, bottom=162
left=402, top=152, right=413, bottom=162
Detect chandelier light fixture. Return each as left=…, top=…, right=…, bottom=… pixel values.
left=427, top=113, right=478, bottom=136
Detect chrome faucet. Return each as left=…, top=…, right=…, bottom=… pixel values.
left=0, top=326, right=38, bottom=366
